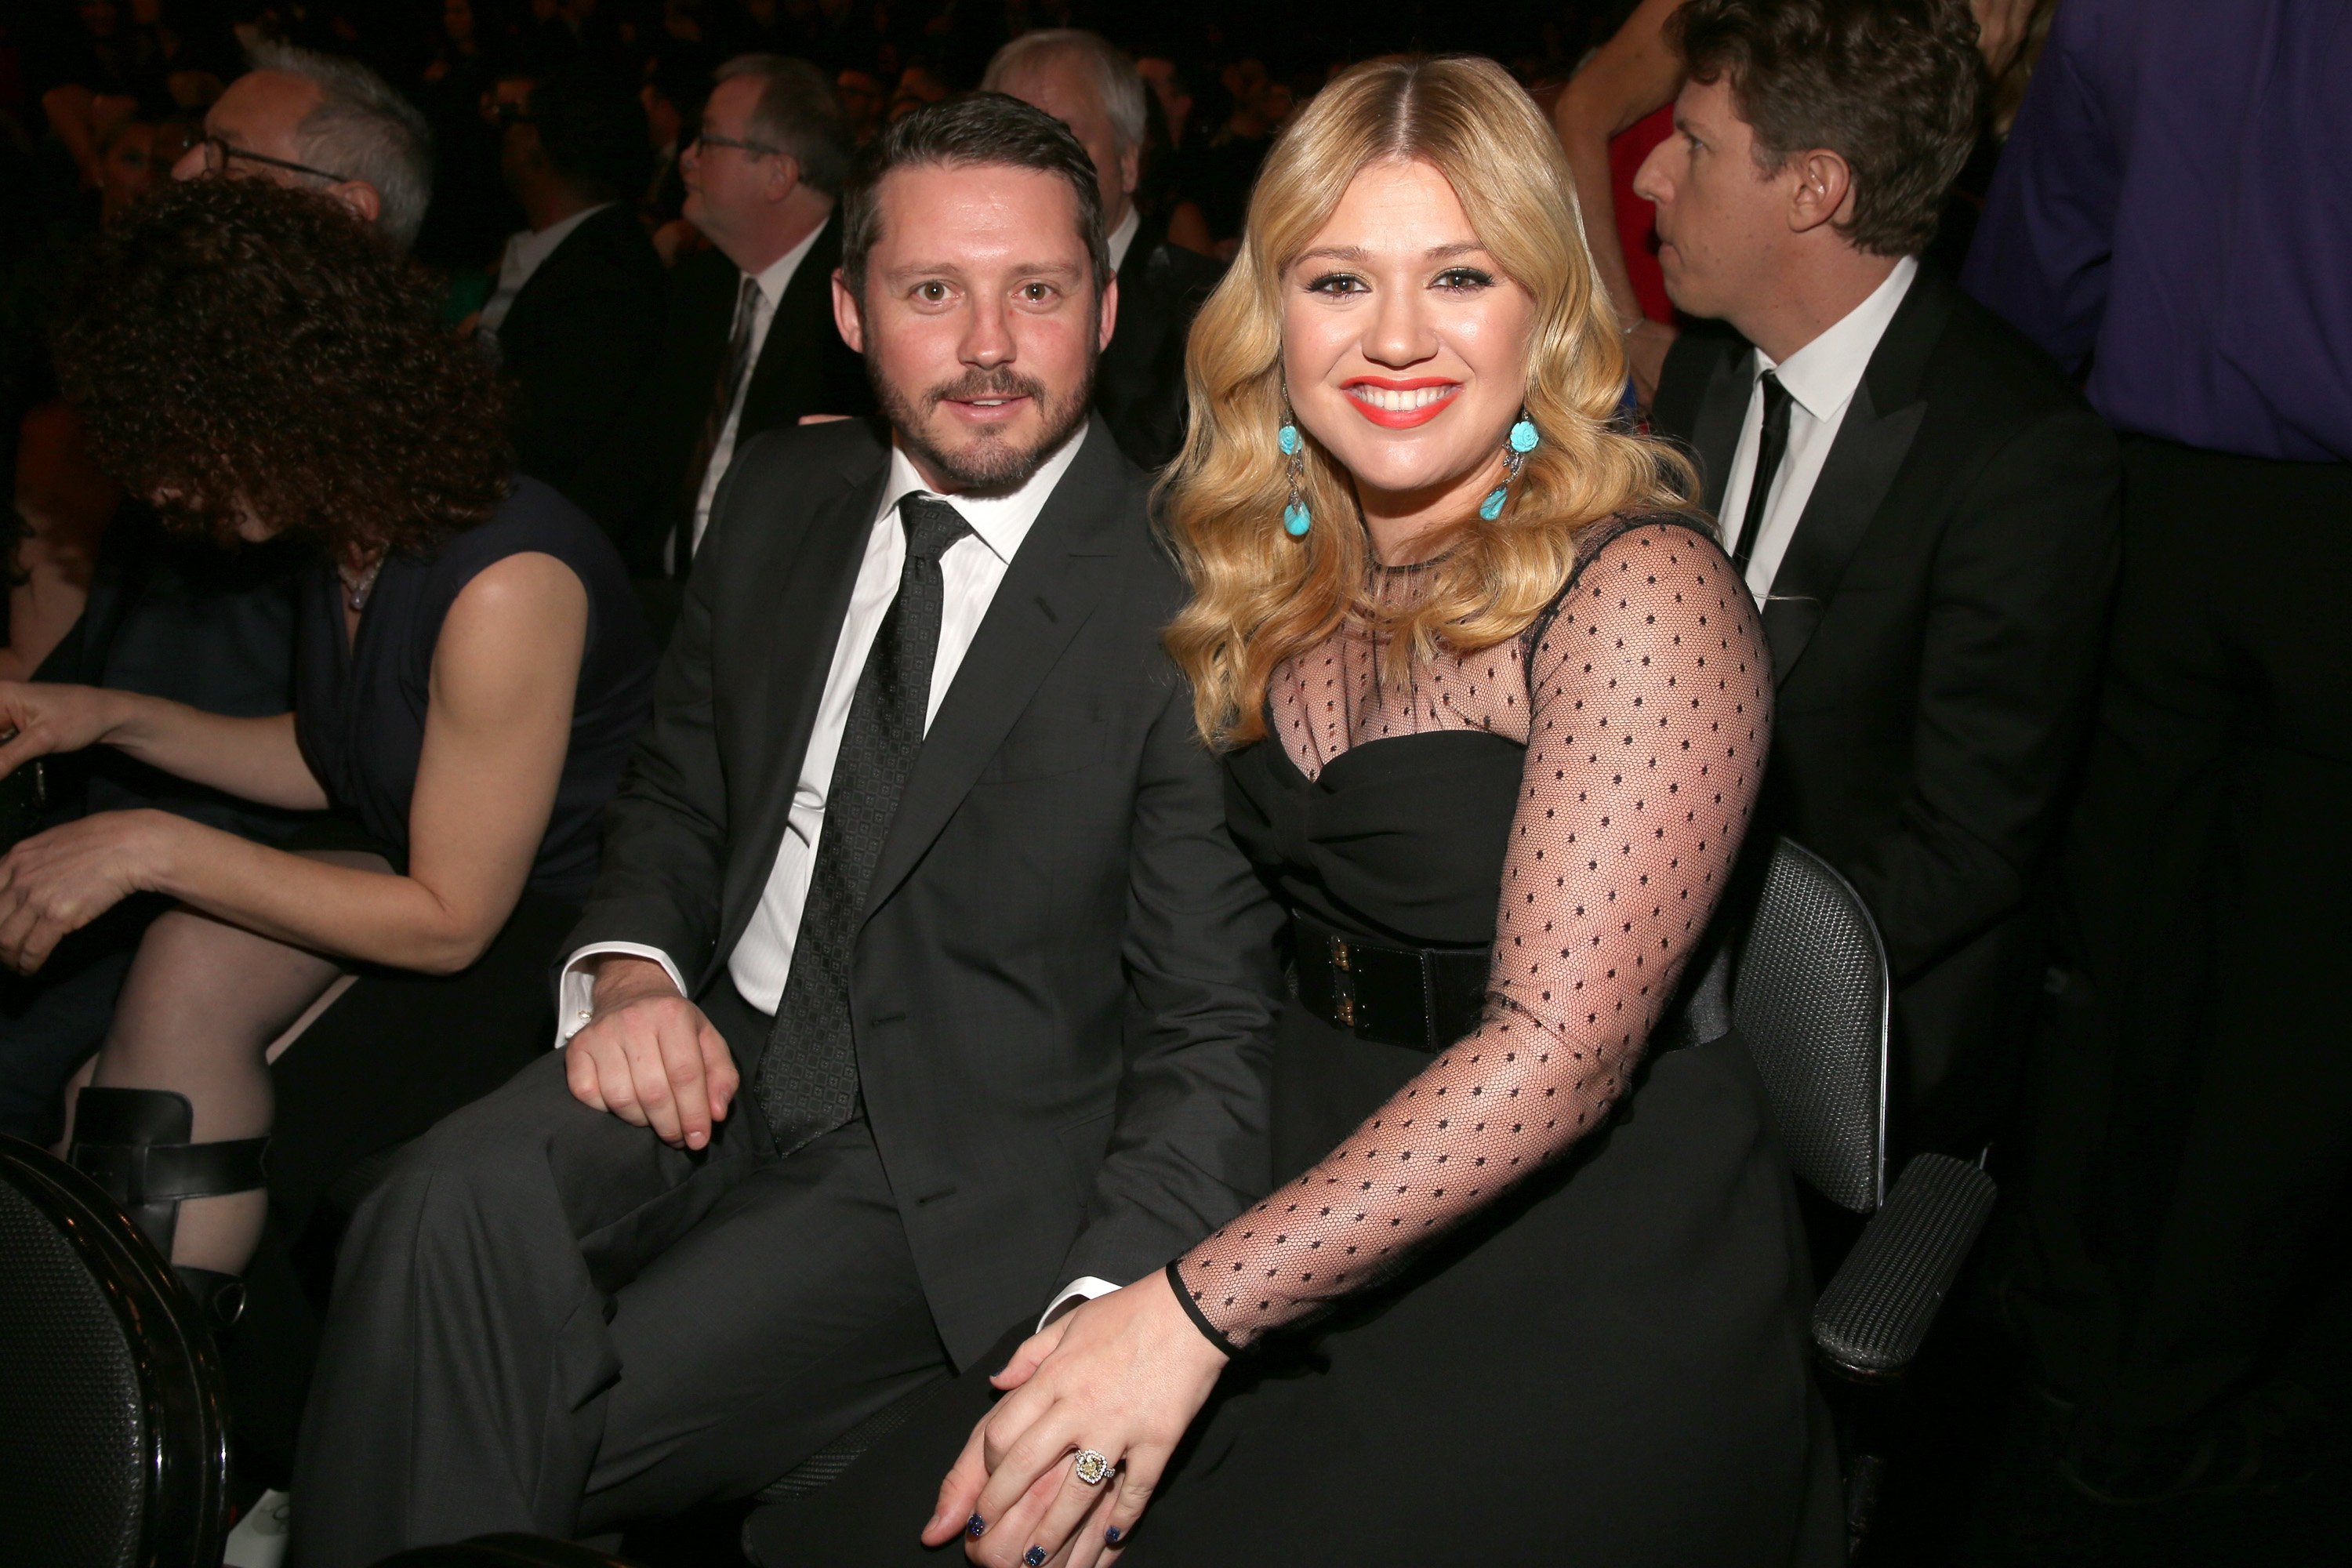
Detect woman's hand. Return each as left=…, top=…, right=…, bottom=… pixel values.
left=0, top=808, right=182, bottom=972
left=0, top=681, right=131, bottom=779
left=924, top=1269, right=1229, bottom=1566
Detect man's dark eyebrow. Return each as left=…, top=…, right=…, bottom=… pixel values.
left=878, top=260, right=1088, bottom=279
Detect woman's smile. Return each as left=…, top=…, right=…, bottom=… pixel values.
left=1341, top=375, right=1463, bottom=427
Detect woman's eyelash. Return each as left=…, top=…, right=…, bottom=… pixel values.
left=1305, top=271, right=1365, bottom=294
left=1436, top=267, right=1495, bottom=290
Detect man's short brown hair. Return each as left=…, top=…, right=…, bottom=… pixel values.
left=1668, top=0, right=1982, bottom=257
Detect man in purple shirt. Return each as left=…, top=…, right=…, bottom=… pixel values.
left=1965, top=0, right=2350, bottom=1504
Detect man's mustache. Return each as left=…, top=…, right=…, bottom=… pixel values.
left=926, top=369, right=1049, bottom=408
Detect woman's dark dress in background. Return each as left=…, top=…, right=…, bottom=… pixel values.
left=235, top=477, right=656, bottom=1476
left=774, top=518, right=1842, bottom=1566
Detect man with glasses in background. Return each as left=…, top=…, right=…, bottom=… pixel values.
left=172, top=41, right=432, bottom=254
left=572, top=54, right=869, bottom=633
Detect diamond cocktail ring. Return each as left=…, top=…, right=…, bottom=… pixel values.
left=1073, top=1449, right=1113, bottom=1486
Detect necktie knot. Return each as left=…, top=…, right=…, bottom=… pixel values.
left=898, top=494, right=971, bottom=565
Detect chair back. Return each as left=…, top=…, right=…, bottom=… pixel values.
left=0, top=1134, right=228, bottom=1568
left=1728, top=837, right=1890, bottom=1214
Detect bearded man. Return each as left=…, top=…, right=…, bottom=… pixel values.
left=291, top=94, right=1282, bottom=1566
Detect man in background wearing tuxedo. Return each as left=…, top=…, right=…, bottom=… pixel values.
left=292, top=95, right=1281, bottom=1564
left=985, top=31, right=1222, bottom=471
left=577, top=53, right=873, bottom=610
left=1639, top=0, right=2119, bottom=1159
left=480, top=59, right=668, bottom=502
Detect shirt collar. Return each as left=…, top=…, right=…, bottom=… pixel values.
left=1105, top=206, right=1142, bottom=274
left=506, top=201, right=615, bottom=281
left=1755, top=255, right=1919, bottom=423
left=877, top=423, right=1091, bottom=565
left=748, top=215, right=829, bottom=310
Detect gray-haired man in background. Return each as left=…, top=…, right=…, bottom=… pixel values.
left=172, top=41, right=432, bottom=253
left=983, top=29, right=1222, bottom=470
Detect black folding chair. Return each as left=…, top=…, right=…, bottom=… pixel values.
left=1724, top=837, right=1999, bottom=1552
left=0, top=1132, right=230, bottom=1568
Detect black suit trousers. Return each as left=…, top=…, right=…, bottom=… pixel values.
left=2018, top=437, right=2352, bottom=1431
left=290, top=984, right=949, bottom=1568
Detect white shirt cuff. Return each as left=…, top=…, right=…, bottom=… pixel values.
left=556, top=942, right=688, bottom=1045
left=1037, top=1276, right=1121, bottom=1332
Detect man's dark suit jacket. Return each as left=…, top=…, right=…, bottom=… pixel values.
left=495, top=203, right=668, bottom=503
left=1652, top=263, right=2120, bottom=1155
left=567, top=414, right=1282, bottom=1367
left=1095, top=216, right=1223, bottom=472
left=573, top=214, right=873, bottom=579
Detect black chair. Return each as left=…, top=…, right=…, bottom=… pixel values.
left=1722, top=837, right=1998, bottom=1550
left=0, top=1132, right=230, bottom=1568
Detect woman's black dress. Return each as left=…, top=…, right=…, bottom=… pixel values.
left=780, top=517, right=1841, bottom=1565
left=235, top=477, right=656, bottom=1472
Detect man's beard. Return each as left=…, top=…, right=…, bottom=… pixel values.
left=869, top=352, right=1097, bottom=497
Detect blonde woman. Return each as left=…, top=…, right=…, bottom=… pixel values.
left=779, top=57, right=1838, bottom=1566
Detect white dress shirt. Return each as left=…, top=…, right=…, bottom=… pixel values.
left=684, top=220, right=829, bottom=559
left=561, top=426, right=1112, bottom=1323
left=1105, top=205, right=1141, bottom=275
left=1717, top=256, right=1919, bottom=602
left=478, top=201, right=615, bottom=336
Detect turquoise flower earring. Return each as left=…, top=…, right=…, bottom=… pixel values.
left=1279, top=412, right=1311, bottom=537
left=1479, top=413, right=1541, bottom=520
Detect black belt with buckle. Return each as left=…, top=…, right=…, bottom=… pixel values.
left=1292, top=912, right=1492, bottom=1053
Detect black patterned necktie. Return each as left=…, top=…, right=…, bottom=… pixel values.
left=671, top=272, right=763, bottom=577
left=753, top=494, right=972, bottom=1153
left=1731, top=369, right=1795, bottom=575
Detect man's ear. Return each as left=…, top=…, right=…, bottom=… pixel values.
left=768, top=153, right=801, bottom=205
left=1118, top=142, right=1141, bottom=203
left=1786, top=147, right=1854, bottom=237
left=830, top=267, right=865, bottom=353
left=332, top=180, right=383, bottom=230
left=1098, top=272, right=1119, bottom=353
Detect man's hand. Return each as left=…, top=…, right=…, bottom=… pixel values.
left=563, top=954, right=739, bottom=1148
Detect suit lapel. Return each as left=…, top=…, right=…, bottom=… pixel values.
left=717, top=435, right=889, bottom=965
left=1099, top=231, right=1167, bottom=387
left=741, top=215, right=844, bottom=434
left=1759, top=266, right=1954, bottom=685
left=1688, top=343, right=1753, bottom=516
left=859, top=420, right=1128, bottom=920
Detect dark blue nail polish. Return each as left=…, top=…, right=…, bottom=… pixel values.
left=1025, top=1548, right=1047, bottom=1566
left=966, top=1514, right=985, bottom=1538
left=1105, top=1525, right=1123, bottom=1545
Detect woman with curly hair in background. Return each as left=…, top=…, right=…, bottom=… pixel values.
left=0, top=177, right=655, bottom=1373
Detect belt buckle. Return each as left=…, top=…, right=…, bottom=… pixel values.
left=1327, top=934, right=1357, bottom=1029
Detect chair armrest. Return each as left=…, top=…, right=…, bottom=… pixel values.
left=1811, top=1152, right=1995, bottom=1381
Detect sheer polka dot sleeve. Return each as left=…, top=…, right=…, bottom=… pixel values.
left=1171, top=523, right=1773, bottom=1348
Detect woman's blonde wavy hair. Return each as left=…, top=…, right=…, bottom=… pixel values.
left=1160, top=54, right=1700, bottom=750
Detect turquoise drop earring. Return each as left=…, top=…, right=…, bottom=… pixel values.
left=1479, top=413, right=1541, bottom=521
left=1279, top=414, right=1311, bottom=537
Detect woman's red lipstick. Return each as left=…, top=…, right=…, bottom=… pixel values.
left=1342, top=376, right=1461, bottom=429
